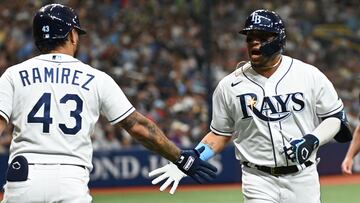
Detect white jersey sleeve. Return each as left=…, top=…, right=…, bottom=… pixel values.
left=313, top=68, right=343, bottom=117
left=0, top=70, right=13, bottom=123
left=98, top=73, right=135, bottom=125
left=210, top=80, right=234, bottom=136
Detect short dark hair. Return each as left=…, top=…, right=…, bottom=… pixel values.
left=35, top=37, right=68, bottom=54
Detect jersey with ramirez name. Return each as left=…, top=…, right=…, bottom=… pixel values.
left=0, top=54, right=135, bottom=170
left=211, top=55, right=343, bottom=167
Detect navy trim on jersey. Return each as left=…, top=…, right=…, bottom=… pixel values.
left=275, top=58, right=293, bottom=166
left=110, top=107, right=135, bottom=123
left=242, top=65, right=280, bottom=165
left=279, top=120, right=289, bottom=166
left=242, top=66, right=265, bottom=96
left=265, top=113, right=278, bottom=166
left=210, top=125, right=233, bottom=135
left=275, top=104, right=290, bottom=166
left=35, top=58, right=80, bottom=63
left=0, top=110, right=10, bottom=121
left=317, top=104, right=343, bottom=117
left=275, top=58, right=293, bottom=94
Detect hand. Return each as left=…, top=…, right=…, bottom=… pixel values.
left=173, top=147, right=217, bottom=183
left=283, top=134, right=319, bottom=165
left=341, top=157, right=353, bottom=175
left=148, top=162, right=186, bottom=194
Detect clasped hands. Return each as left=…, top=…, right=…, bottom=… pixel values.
left=148, top=147, right=217, bottom=194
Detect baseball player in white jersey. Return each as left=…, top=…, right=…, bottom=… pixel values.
left=0, top=4, right=216, bottom=203
left=149, top=9, right=352, bottom=202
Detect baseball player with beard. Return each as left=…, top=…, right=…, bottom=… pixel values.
left=149, top=9, right=352, bottom=202
left=0, top=4, right=216, bottom=203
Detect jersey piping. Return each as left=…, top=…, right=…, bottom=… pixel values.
left=275, top=58, right=293, bottom=166
left=0, top=110, right=10, bottom=122
left=210, top=125, right=233, bottom=135
left=35, top=58, right=80, bottom=63
left=242, top=66, right=265, bottom=95
left=275, top=58, right=293, bottom=93
left=317, top=104, right=343, bottom=117
left=110, top=106, right=135, bottom=124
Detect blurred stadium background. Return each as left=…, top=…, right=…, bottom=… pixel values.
left=0, top=0, right=359, bottom=202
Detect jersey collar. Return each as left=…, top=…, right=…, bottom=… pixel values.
left=266, top=55, right=292, bottom=83
left=245, top=55, right=292, bottom=84
left=35, top=53, right=80, bottom=63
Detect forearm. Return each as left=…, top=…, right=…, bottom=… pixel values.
left=345, top=125, right=360, bottom=159
left=118, top=111, right=180, bottom=162
left=195, top=131, right=232, bottom=160
left=312, top=117, right=340, bottom=145
left=0, top=116, right=7, bottom=135
left=200, top=131, right=232, bottom=153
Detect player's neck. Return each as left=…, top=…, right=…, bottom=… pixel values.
left=48, top=43, right=75, bottom=57
left=252, top=55, right=282, bottom=78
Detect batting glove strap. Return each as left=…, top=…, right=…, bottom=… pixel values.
left=173, top=147, right=217, bottom=183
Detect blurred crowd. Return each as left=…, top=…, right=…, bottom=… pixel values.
left=0, top=0, right=359, bottom=153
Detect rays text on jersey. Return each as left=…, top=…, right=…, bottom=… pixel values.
left=18, top=67, right=95, bottom=91
left=237, top=92, right=305, bottom=121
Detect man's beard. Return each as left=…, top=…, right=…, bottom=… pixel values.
left=251, top=52, right=280, bottom=69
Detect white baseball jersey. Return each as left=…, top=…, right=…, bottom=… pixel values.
left=0, top=53, right=135, bottom=170
left=210, top=55, right=343, bottom=167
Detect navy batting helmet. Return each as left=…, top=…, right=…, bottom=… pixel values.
left=33, top=4, right=86, bottom=44
left=239, top=9, right=286, bottom=57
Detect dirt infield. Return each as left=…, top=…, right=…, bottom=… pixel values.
left=319, top=173, right=360, bottom=185
left=0, top=174, right=359, bottom=199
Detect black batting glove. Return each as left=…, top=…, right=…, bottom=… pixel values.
left=283, top=134, right=319, bottom=165
left=173, top=146, right=217, bottom=183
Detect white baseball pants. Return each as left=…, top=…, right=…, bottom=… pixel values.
left=242, top=164, right=321, bottom=203
left=2, top=164, right=92, bottom=203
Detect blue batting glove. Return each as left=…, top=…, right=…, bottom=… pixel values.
left=173, top=146, right=217, bottom=183
left=284, top=134, right=319, bottom=165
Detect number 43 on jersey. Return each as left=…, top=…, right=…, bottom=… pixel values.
left=27, top=93, right=83, bottom=135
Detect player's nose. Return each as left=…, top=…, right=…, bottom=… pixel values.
left=246, top=36, right=262, bottom=44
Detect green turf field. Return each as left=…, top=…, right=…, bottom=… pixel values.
left=92, top=183, right=360, bottom=203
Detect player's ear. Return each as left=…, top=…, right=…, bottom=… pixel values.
left=69, top=29, right=79, bottom=46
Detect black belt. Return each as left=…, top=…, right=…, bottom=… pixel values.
left=28, top=163, right=86, bottom=169
left=242, top=161, right=313, bottom=176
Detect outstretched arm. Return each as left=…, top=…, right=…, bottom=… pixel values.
left=117, top=110, right=217, bottom=184
left=116, top=111, right=180, bottom=162
left=342, top=125, right=360, bottom=174
left=149, top=131, right=230, bottom=194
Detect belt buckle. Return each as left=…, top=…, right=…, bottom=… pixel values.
left=270, top=167, right=280, bottom=176
left=270, top=167, right=275, bottom=175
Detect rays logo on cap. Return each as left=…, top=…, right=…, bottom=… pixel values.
left=250, top=12, right=273, bottom=27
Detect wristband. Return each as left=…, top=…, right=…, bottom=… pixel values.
left=195, top=143, right=215, bottom=161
